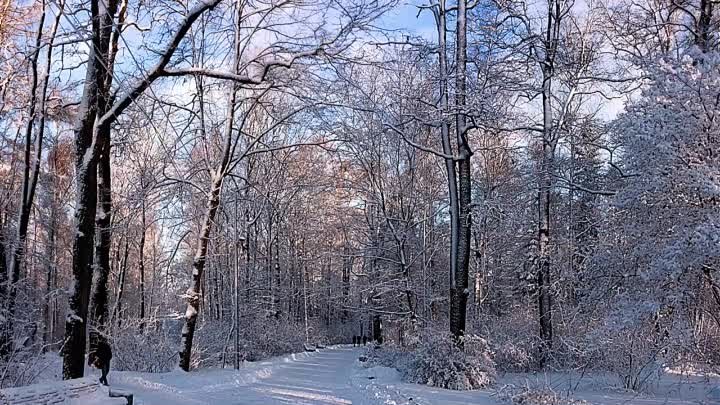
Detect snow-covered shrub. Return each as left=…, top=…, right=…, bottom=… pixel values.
left=492, top=340, right=535, bottom=373
left=364, top=331, right=496, bottom=390
left=497, top=385, right=589, bottom=405
left=0, top=344, right=58, bottom=388
left=365, top=344, right=409, bottom=369
left=113, top=319, right=177, bottom=372
left=586, top=313, right=667, bottom=392
left=239, top=318, right=305, bottom=361
left=190, top=316, right=307, bottom=366
left=404, top=331, right=496, bottom=390
left=477, top=312, right=540, bottom=372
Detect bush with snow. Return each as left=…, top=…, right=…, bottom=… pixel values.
left=587, top=318, right=666, bottom=392
left=113, top=319, right=177, bottom=372
left=405, top=332, right=496, bottom=390
left=478, top=312, right=540, bottom=371
left=492, top=340, right=535, bottom=372
left=367, top=331, right=496, bottom=390
left=497, top=385, right=589, bottom=405
left=237, top=318, right=306, bottom=362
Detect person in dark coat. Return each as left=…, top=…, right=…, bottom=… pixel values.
left=352, top=336, right=357, bottom=347
left=88, top=339, right=112, bottom=386
left=362, top=335, right=367, bottom=345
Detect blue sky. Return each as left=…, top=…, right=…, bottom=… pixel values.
left=379, top=1, right=437, bottom=39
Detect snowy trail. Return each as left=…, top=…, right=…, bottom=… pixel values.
left=112, top=347, right=373, bottom=405
left=109, top=346, right=501, bottom=405
left=201, top=348, right=361, bottom=405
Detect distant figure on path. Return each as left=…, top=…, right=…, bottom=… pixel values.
left=352, top=336, right=357, bottom=346
left=362, top=335, right=367, bottom=345
left=88, top=339, right=112, bottom=386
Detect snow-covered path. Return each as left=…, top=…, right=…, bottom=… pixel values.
left=105, top=345, right=720, bottom=405
left=194, top=348, right=361, bottom=405
left=111, top=347, right=385, bottom=405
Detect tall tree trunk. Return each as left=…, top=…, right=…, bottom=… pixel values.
left=89, top=0, right=126, bottom=356
left=233, top=195, right=240, bottom=369
left=536, top=1, right=558, bottom=366
left=434, top=0, right=463, bottom=342
left=63, top=0, right=117, bottom=378
left=49, top=190, right=61, bottom=346
left=450, top=0, right=472, bottom=343
left=43, top=184, right=57, bottom=348
left=373, top=314, right=383, bottom=343
left=179, top=2, right=243, bottom=368
left=139, top=200, right=146, bottom=331
left=245, top=208, right=252, bottom=303
left=341, top=243, right=351, bottom=323
left=303, top=254, right=309, bottom=343
left=0, top=226, right=7, bottom=326
left=89, top=129, right=112, bottom=353
left=179, top=177, right=223, bottom=371
left=696, top=0, right=713, bottom=51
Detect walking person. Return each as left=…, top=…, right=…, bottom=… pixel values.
left=88, top=338, right=112, bottom=386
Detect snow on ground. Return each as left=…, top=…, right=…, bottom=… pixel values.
left=351, top=364, right=500, bottom=405
left=107, top=346, right=719, bottom=405
left=107, top=346, right=498, bottom=405
left=0, top=376, right=127, bottom=405
left=499, top=370, right=720, bottom=405
left=111, top=346, right=369, bottom=405
left=4, top=347, right=719, bottom=404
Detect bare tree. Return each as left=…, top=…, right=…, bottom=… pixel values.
left=63, top=0, right=222, bottom=379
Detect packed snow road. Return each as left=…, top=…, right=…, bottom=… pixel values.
left=0, top=346, right=496, bottom=405
left=110, top=346, right=462, bottom=405
left=112, top=347, right=365, bottom=405
left=108, top=346, right=718, bottom=405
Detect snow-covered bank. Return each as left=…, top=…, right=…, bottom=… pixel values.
left=351, top=364, right=501, bottom=405
left=499, top=370, right=720, bottom=405
left=350, top=353, right=720, bottom=405
left=4, top=347, right=719, bottom=405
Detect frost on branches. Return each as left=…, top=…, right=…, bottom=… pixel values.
left=603, top=49, right=720, bottom=371
left=612, top=51, right=720, bottom=290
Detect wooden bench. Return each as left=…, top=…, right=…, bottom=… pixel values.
left=0, top=377, right=132, bottom=405
left=109, top=388, right=134, bottom=405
